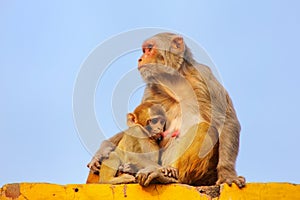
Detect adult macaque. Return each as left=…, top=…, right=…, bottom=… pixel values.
left=87, top=102, right=178, bottom=184
left=136, top=32, right=245, bottom=187
left=87, top=32, right=245, bottom=188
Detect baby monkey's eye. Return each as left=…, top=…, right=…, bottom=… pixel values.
left=150, top=118, right=159, bottom=124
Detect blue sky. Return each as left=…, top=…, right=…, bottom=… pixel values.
left=1, top=1, right=300, bottom=186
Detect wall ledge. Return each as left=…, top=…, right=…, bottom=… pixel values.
left=1, top=182, right=299, bottom=200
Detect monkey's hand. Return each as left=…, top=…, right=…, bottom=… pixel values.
left=87, top=157, right=101, bottom=172
left=161, top=166, right=178, bottom=179
left=216, top=172, right=246, bottom=188
left=87, top=141, right=116, bottom=171
left=136, top=166, right=178, bottom=187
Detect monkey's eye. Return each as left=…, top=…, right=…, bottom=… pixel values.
left=150, top=118, right=159, bottom=124
left=143, top=44, right=153, bottom=53
left=160, top=119, right=166, bottom=125
left=147, top=44, right=153, bottom=51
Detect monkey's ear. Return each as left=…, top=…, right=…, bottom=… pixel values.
left=127, top=113, right=137, bottom=127
left=171, top=36, right=185, bottom=54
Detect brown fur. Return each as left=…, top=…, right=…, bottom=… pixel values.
left=87, top=102, right=177, bottom=184
left=174, top=123, right=219, bottom=186
left=98, top=125, right=160, bottom=184
left=86, top=32, right=245, bottom=187
left=136, top=32, right=245, bottom=187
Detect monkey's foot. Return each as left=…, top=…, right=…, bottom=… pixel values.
left=216, top=175, right=246, bottom=188
left=118, top=163, right=137, bottom=175
left=136, top=166, right=178, bottom=187
left=108, top=174, right=136, bottom=185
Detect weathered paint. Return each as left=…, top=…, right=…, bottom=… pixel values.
left=1, top=183, right=299, bottom=200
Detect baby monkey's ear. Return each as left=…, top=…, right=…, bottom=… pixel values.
left=127, top=113, right=137, bottom=127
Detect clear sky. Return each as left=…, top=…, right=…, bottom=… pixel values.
left=1, top=1, right=300, bottom=186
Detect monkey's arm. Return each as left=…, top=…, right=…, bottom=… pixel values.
left=87, top=132, right=124, bottom=171
left=108, top=131, right=124, bottom=145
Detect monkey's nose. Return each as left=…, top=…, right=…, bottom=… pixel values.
left=138, top=58, right=144, bottom=69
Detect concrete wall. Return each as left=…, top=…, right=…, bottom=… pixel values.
left=1, top=183, right=299, bottom=200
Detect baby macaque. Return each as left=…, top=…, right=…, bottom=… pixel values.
left=87, top=102, right=178, bottom=184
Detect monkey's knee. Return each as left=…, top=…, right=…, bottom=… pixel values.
left=99, top=152, right=121, bottom=183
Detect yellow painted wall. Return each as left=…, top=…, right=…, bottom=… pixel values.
left=1, top=183, right=299, bottom=200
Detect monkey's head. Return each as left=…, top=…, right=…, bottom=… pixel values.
left=138, top=32, right=194, bottom=81
left=127, top=102, right=166, bottom=140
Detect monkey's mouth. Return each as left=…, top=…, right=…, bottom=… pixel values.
left=138, top=63, right=157, bottom=70
left=150, top=132, right=163, bottom=142
left=138, top=64, right=154, bottom=81
left=138, top=64, right=147, bottom=70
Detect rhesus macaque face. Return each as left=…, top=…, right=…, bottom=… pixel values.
left=138, top=33, right=186, bottom=81
left=127, top=103, right=166, bottom=137
left=145, top=116, right=166, bottom=135
left=138, top=39, right=165, bottom=69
